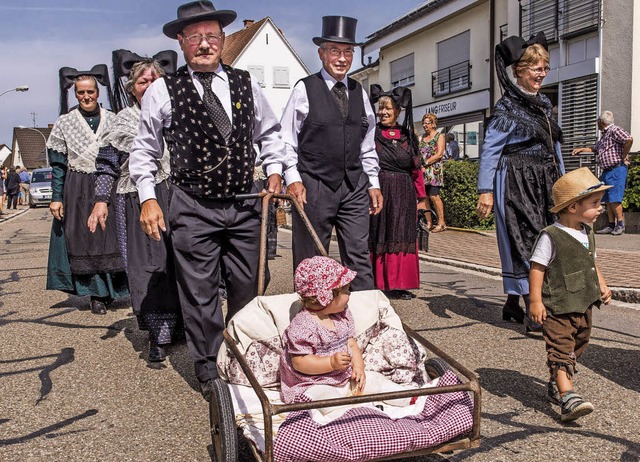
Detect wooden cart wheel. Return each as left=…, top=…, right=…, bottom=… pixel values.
left=209, top=378, right=238, bottom=462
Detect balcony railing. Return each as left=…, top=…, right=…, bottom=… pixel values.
left=431, top=61, right=471, bottom=98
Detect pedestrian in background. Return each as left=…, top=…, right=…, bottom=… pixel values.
left=5, top=166, right=21, bottom=210
left=19, top=167, right=30, bottom=205
left=420, top=113, right=447, bottom=232
left=476, top=32, right=564, bottom=332
left=0, top=166, right=7, bottom=214
left=529, top=168, right=612, bottom=421
left=572, top=110, right=633, bottom=235
left=445, top=133, right=460, bottom=161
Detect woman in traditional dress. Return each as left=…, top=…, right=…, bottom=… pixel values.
left=46, top=66, right=128, bottom=315
left=476, top=32, right=564, bottom=331
left=419, top=113, right=447, bottom=232
left=368, top=85, right=427, bottom=300
left=88, top=51, right=182, bottom=362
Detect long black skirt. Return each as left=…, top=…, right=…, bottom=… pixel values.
left=124, top=182, right=183, bottom=345
left=369, top=170, right=417, bottom=255
left=64, top=170, right=125, bottom=275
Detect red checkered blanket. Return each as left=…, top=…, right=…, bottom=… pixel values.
left=273, top=370, right=474, bottom=462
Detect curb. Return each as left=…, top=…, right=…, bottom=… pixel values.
left=0, top=208, right=30, bottom=224
left=279, top=226, right=640, bottom=305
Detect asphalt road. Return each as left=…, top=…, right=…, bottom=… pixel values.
left=1, top=208, right=639, bottom=461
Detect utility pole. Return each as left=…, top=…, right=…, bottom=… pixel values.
left=31, top=112, right=37, bottom=128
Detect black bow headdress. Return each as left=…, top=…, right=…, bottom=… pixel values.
left=111, top=49, right=178, bottom=112
left=58, top=64, right=114, bottom=115
left=370, top=84, right=418, bottom=154
left=494, top=31, right=549, bottom=108
left=496, top=31, right=548, bottom=67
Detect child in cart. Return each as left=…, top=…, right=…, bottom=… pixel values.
left=279, top=256, right=365, bottom=404
left=280, top=256, right=418, bottom=408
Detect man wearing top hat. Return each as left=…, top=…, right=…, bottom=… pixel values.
left=280, top=16, right=382, bottom=291
left=129, top=1, right=285, bottom=400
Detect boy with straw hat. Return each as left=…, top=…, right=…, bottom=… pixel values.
left=529, top=167, right=612, bottom=422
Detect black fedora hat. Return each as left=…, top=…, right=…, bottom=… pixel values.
left=163, top=1, right=237, bottom=39
left=313, top=16, right=362, bottom=46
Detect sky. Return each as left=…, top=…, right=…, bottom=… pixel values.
left=0, top=0, right=425, bottom=148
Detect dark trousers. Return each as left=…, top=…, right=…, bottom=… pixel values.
left=543, top=307, right=592, bottom=379
left=168, top=185, right=263, bottom=382
left=7, top=192, right=18, bottom=209
left=292, top=171, right=374, bottom=291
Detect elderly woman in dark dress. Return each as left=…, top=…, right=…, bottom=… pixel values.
left=476, top=32, right=565, bottom=331
left=368, top=85, right=427, bottom=300
left=46, top=66, right=128, bottom=315
left=88, top=51, right=182, bottom=362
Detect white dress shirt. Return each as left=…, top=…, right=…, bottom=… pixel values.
left=279, top=68, right=380, bottom=189
left=130, top=64, right=285, bottom=203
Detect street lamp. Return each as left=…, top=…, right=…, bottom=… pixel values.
left=0, top=85, right=29, bottom=98
left=17, top=126, right=49, bottom=167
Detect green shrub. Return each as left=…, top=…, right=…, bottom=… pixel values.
left=440, top=160, right=494, bottom=229
left=622, top=157, right=640, bottom=212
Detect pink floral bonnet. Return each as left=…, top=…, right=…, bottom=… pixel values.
left=294, top=256, right=357, bottom=307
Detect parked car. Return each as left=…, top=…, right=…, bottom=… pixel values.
left=29, top=167, right=53, bottom=207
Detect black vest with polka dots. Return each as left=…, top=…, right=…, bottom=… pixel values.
left=164, top=65, right=255, bottom=198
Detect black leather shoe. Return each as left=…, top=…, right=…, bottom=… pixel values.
left=396, top=290, right=413, bottom=301
left=502, top=302, right=525, bottom=323
left=90, top=299, right=107, bottom=315
left=524, top=316, right=543, bottom=333
left=199, top=378, right=216, bottom=402
left=148, top=343, right=167, bottom=362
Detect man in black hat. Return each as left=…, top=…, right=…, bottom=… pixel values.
left=280, top=15, right=382, bottom=291
left=129, top=1, right=285, bottom=400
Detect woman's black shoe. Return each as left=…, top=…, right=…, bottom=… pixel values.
left=396, top=290, right=414, bottom=300
left=502, top=301, right=525, bottom=323
left=148, top=343, right=167, bottom=362
left=90, top=299, right=107, bottom=315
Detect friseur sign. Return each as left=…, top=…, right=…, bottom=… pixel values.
left=413, top=89, right=490, bottom=120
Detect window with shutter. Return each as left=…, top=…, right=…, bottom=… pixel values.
left=433, top=31, right=471, bottom=97
left=561, top=75, right=598, bottom=171
left=390, top=54, right=414, bottom=87
left=247, top=65, right=265, bottom=87
left=273, top=67, right=290, bottom=88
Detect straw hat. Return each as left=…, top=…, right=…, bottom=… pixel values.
left=550, top=167, right=612, bottom=213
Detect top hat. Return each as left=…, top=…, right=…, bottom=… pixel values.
left=163, top=1, right=237, bottom=39
left=550, top=167, right=612, bottom=213
left=313, top=16, right=362, bottom=46
left=496, top=31, right=548, bottom=67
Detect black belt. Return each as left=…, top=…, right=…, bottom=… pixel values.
left=602, top=163, right=624, bottom=173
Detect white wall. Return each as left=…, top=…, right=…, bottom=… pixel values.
left=234, top=21, right=309, bottom=119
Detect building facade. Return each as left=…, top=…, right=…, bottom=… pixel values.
left=223, top=18, right=310, bottom=118
left=352, top=0, right=638, bottom=168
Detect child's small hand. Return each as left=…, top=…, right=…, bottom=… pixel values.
left=529, top=301, right=547, bottom=325
left=601, top=285, right=612, bottom=304
left=330, top=352, right=351, bottom=371
left=351, top=367, right=366, bottom=395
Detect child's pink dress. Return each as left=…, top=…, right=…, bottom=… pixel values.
left=279, top=308, right=355, bottom=403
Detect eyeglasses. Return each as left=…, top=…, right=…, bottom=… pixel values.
left=527, top=66, right=551, bottom=75
left=323, top=48, right=355, bottom=58
left=422, top=121, right=434, bottom=126
left=182, top=33, right=223, bottom=45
